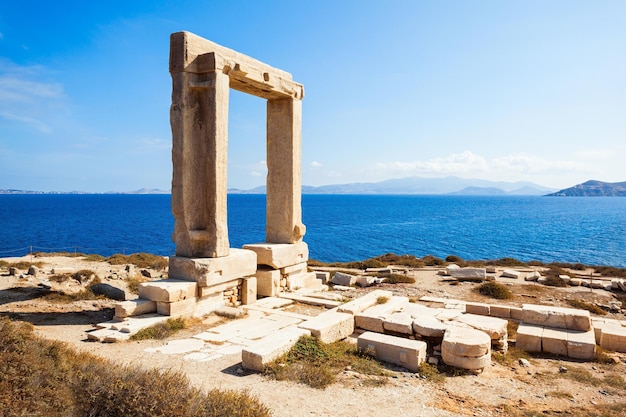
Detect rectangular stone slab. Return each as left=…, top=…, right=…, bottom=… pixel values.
left=256, top=268, right=281, bottom=297
left=568, top=328, right=596, bottom=359
left=115, top=299, right=157, bottom=318
left=241, top=327, right=310, bottom=372
left=243, top=242, right=308, bottom=269
left=355, top=296, right=409, bottom=333
left=138, top=279, right=197, bottom=302
left=522, top=304, right=591, bottom=331
left=298, top=311, right=354, bottom=343
left=357, top=331, right=427, bottom=372
left=383, top=312, right=414, bottom=335
left=465, top=302, right=490, bottom=316
left=516, top=322, right=543, bottom=353
left=168, top=249, right=257, bottom=287
left=542, top=326, right=568, bottom=356
left=337, top=289, right=393, bottom=315
left=599, top=326, right=626, bottom=353
left=157, top=297, right=197, bottom=317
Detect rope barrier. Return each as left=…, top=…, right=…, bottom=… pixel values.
left=0, top=244, right=174, bottom=257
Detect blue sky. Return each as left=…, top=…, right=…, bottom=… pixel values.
left=1, top=1, right=625, bottom=192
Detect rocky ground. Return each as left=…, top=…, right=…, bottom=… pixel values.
left=1, top=255, right=626, bottom=417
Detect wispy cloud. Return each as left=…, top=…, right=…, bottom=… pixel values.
left=0, top=59, right=65, bottom=132
left=375, top=150, right=586, bottom=177
left=0, top=111, right=50, bottom=133
left=310, top=161, right=323, bottom=168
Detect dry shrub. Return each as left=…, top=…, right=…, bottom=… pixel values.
left=384, top=273, right=416, bottom=284
left=566, top=299, right=607, bottom=316
left=131, top=318, right=187, bottom=340
left=106, top=253, right=168, bottom=270
left=72, top=269, right=99, bottom=284
left=0, top=318, right=270, bottom=417
left=7, top=261, right=45, bottom=270
left=477, top=282, right=513, bottom=300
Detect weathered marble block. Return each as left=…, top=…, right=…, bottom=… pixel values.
left=522, top=304, right=591, bottom=331
left=243, top=242, right=308, bottom=269
left=168, top=249, right=257, bottom=287
left=138, top=279, right=197, bottom=303
left=115, top=299, right=156, bottom=318
left=242, top=327, right=310, bottom=372
left=298, top=311, right=354, bottom=343
left=358, top=331, right=427, bottom=372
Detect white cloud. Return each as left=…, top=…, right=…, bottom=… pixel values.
left=249, top=171, right=263, bottom=177
left=375, top=150, right=590, bottom=180
left=310, top=161, right=323, bottom=168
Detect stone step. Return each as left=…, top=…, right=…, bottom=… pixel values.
left=357, top=331, right=427, bottom=372
left=278, top=292, right=342, bottom=308
left=241, top=327, right=311, bottom=371
left=298, top=311, right=354, bottom=343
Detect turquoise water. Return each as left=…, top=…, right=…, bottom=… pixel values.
left=1, top=194, right=624, bottom=267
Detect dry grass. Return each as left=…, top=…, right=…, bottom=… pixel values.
left=106, top=253, right=168, bottom=270
left=492, top=346, right=531, bottom=367
left=126, top=275, right=149, bottom=294
left=0, top=318, right=270, bottom=417
left=131, top=317, right=187, bottom=340
left=384, top=273, right=416, bottom=284
left=265, top=335, right=389, bottom=389
left=566, top=299, right=607, bottom=315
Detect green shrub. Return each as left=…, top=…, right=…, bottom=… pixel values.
left=477, top=281, right=513, bottom=300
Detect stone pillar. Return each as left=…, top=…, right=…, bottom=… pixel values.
left=171, top=69, right=230, bottom=258
left=266, top=98, right=305, bottom=244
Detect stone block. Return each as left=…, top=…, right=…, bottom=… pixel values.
left=298, top=311, right=354, bottom=343
left=541, top=327, right=568, bottom=356
left=355, top=296, right=409, bottom=333
left=287, top=271, right=318, bottom=291
left=454, top=314, right=508, bottom=340
left=197, top=279, right=241, bottom=297
left=442, top=327, right=491, bottom=357
left=568, top=329, right=596, bottom=359
left=281, top=262, right=307, bottom=276
left=516, top=322, right=543, bottom=353
left=256, top=268, right=281, bottom=297
left=465, top=302, right=490, bottom=316
left=501, top=269, right=523, bottom=279
left=331, top=271, right=357, bottom=286
left=449, top=268, right=486, bottom=281
left=138, top=279, right=197, bottom=302
left=441, top=348, right=491, bottom=370
left=337, top=289, right=393, bottom=315
left=115, top=299, right=157, bottom=318
left=243, top=242, right=308, bottom=269
left=525, top=271, right=541, bottom=281
left=356, top=276, right=378, bottom=287
left=157, top=297, right=197, bottom=317
left=510, top=307, right=523, bottom=321
left=241, top=276, right=256, bottom=305
left=357, top=331, right=427, bottom=372
left=168, top=249, right=257, bottom=287
left=489, top=305, right=511, bottom=319
left=315, top=271, right=330, bottom=284
left=599, top=326, right=626, bottom=353
left=241, top=327, right=310, bottom=372
left=522, top=304, right=591, bottom=331
left=412, top=315, right=448, bottom=338
left=401, top=302, right=439, bottom=318
left=383, top=312, right=414, bottom=335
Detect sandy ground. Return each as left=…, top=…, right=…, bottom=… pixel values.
left=2, top=255, right=626, bottom=416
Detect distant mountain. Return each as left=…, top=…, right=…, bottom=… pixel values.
left=228, top=176, right=555, bottom=196
left=546, top=180, right=626, bottom=197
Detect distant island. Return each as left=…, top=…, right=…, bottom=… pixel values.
left=546, top=180, right=626, bottom=197
left=4, top=177, right=625, bottom=196
left=229, top=176, right=556, bottom=196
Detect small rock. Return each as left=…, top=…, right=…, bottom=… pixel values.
left=27, top=265, right=39, bottom=276
left=519, top=358, right=531, bottom=368
left=236, top=367, right=244, bottom=376
left=559, top=366, right=568, bottom=373
left=140, top=269, right=153, bottom=278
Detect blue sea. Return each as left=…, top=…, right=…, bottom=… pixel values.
left=1, top=194, right=625, bottom=267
